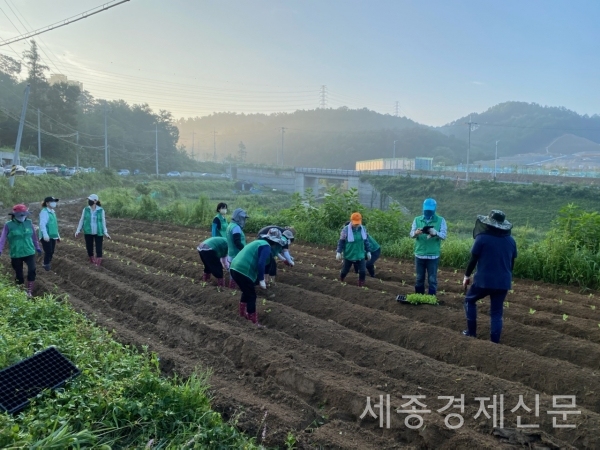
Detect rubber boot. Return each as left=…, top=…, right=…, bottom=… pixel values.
left=95, top=257, right=103, bottom=267
left=462, top=320, right=477, bottom=338
left=89, top=256, right=96, bottom=264
left=367, top=265, right=375, bottom=277
left=490, top=332, right=501, bottom=344
left=202, top=272, right=211, bottom=282
left=428, top=288, right=436, bottom=296
left=339, top=275, right=346, bottom=282
left=239, top=302, right=247, bottom=318
left=43, top=263, right=51, bottom=271
left=229, top=278, right=238, bottom=289
left=415, top=286, right=425, bottom=294
left=247, top=312, right=264, bottom=328
left=216, top=278, right=224, bottom=288
left=358, top=279, right=365, bottom=287
left=26, top=281, right=34, bottom=297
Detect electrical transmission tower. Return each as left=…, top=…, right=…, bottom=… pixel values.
left=395, top=101, right=399, bottom=117
left=319, top=85, right=328, bottom=109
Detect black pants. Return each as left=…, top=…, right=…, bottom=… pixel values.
left=267, top=257, right=277, bottom=276
left=341, top=258, right=366, bottom=281
left=84, top=234, right=104, bottom=258
left=11, top=254, right=36, bottom=284
left=41, top=239, right=57, bottom=265
left=230, top=269, right=257, bottom=314
left=199, top=250, right=224, bottom=278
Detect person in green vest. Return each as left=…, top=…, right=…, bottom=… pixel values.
left=336, top=212, right=371, bottom=287
left=211, top=202, right=228, bottom=238
left=39, top=196, right=61, bottom=271
left=75, top=194, right=111, bottom=266
left=345, top=220, right=381, bottom=278
left=230, top=228, right=286, bottom=326
left=226, top=207, right=249, bottom=289
left=197, top=236, right=228, bottom=288
left=0, top=204, right=42, bottom=297
left=410, top=198, right=447, bottom=295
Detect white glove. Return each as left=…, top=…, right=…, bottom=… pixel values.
left=259, top=280, right=267, bottom=289
left=429, top=228, right=438, bottom=236
left=463, top=276, right=471, bottom=289
left=366, top=252, right=372, bottom=260
left=335, top=252, right=342, bottom=261
left=288, top=260, right=295, bottom=267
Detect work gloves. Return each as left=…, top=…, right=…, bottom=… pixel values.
left=463, top=276, right=471, bottom=289
left=335, top=252, right=342, bottom=261
left=259, top=280, right=267, bottom=289
left=366, top=252, right=372, bottom=260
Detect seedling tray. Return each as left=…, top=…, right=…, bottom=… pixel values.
left=0, top=346, right=80, bottom=414
left=396, top=295, right=444, bottom=306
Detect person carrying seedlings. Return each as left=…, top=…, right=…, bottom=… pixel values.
left=38, top=196, right=61, bottom=271
left=197, top=236, right=228, bottom=287
left=257, top=225, right=296, bottom=282
left=226, top=207, right=249, bottom=288
left=75, top=194, right=111, bottom=266
left=0, top=204, right=42, bottom=297
left=462, top=210, right=517, bottom=344
left=212, top=202, right=228, bottom=238
left=336, top=212, right=371, bottom=287
left=410, top=198, right=447, bottom=295
left=230, top=228, right=286, bottom=326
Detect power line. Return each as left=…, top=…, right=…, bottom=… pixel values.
left=0, top=0, right=131, bottom=47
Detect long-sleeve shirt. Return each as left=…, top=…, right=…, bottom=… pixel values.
left=76, top=207, right=108, bottom=235
left=336, top=225, right=371, bottom=254
left=410, top=217, right=448, bottom=259
left=39, top=208, right=60, bottom=240
left=256, top=245, right=271, bottom=281
left=0, top=221, right=42, bottom=255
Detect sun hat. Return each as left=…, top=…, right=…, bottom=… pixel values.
left=9, top=204, right=30, bottom=218
left=260, top=227, right=286, bottom=246
left=88, top=194, right=99, bottom=201
left=478, top=210, right=512, bottom=230
left=350, top=212, right=362, bottom=225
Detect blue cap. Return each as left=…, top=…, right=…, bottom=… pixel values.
left=423, top=198, right=437, bottom=211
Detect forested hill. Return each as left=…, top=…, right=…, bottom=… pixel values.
left=439, top=102, right=600, bottom=162
left=176, top=108, right=468, bottom=168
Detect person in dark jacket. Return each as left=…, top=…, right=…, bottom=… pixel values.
left=257, top=225, right=296, bottom=282
left=197, top=236, right=228, bottom=288
left=336, top=212, right=371, bottom=287
left=462, top=210, right=517, bottom=344
left=230, top=228, right=286, bottom=326
left=226, top=208, right=249, bottom=289
left=0, top=204, right=42, bottom=296
left=211, top=202, right=228, bottom=238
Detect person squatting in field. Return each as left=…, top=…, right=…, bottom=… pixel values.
left=75, top=194, right=111, bottom=266
left=0, top=204, right=42, bottom=297
left=226, top=208, right=249, bottom=289
left=256, top=225, right=296, bottom=283
left=336, top=212, right=371, bottom=287
left=462, top=210, right=517, bottom=344
left=39, top=196, right=61, bottom=271
left=197, top=236, right=229, bottom=288
left=211, top=202, right=228, bottom=238
left=230, top=228, right=286, bottom=326
left=410, top=198, right=447, bottom=295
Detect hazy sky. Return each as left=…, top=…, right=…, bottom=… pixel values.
left=0, top=0, right=598, bottom=126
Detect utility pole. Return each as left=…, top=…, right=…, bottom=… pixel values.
left=320, top=85, right=327, bottom=109
left=395, top=101, right=399, bottom=117
left=10, top=84, right=30, bottom=188
left=281, top=127, right=286, bottom=167
left=393, top=140, right=397, bottom=175
left=104, top=103, right=108, bottom=168
left=191, top=131, right=196, bottom=160
left=37, top=108, right=41, bottom=159
left=494, top=140, right=500, bottom=181
left=75, top=132, right=79, bottom=169
left=213, top=129, right=217, bottom=161
left=155, top=123, right=159, bottom=177
left=465, top=115, right=477, bottom=182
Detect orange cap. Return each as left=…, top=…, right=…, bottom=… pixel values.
left=350, top=212, right=362, bottom=225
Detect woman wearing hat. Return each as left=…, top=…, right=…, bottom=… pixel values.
left=256, top=225, right=296, bottom=282
left=462, top=210, right=517, bottom=344
left=230, top=228, right=286, bottom=326
left=226, top=208, right=249, bottom=288
left=0, top=204, right=42, bottom=296
left=336, top=212, right=371, bottom=287
left=197, top=236, right=228, bottom=287
left=75, top=194, right=111, bottom=266
left=410, top=198, right=447, bottom=295
left=39, top=196, right=61, bottom=271
left=211, top=202, right=228, bottom=238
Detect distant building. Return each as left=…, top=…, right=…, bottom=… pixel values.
left=356, top=158, right=415, bottom=171
left=415, top=157, right=434, bottom=171
left=49, top=74, right=83, bottom=91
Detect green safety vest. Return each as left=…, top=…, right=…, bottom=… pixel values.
left=39, top=208, right=59, bottom=239
left=6, top=219, right=36, bottom=258
left=83, top=206, right=104, bottom=236
left=230, top=240, right=271, bottom=282
left=214, top=214, right=228, bottom=238
left=414, top=215, right=443, bottom=257
left=344, top=227, right=366, bottom=261
left=367, top=234, right=380, bottom=252
left=203, top=237, right=228, bottom=258
left=226, top=222, right=246, bottom=258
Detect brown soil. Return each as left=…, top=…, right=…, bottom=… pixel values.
left=9, top=199, right=600, bottom=449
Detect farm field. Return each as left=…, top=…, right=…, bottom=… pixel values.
left=24, top=200, right=600, bottom=449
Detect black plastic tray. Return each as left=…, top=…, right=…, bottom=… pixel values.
left=0, top=346, right=80, bottom=414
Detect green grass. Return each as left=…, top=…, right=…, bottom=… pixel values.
left=0, top=278, right=262, bottom=449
